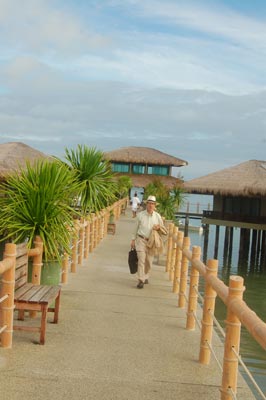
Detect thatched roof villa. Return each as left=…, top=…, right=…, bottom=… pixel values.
left=0, top=142, right=50, bottom=181
left=103, top=146, right=188, bottom=189
left=184, top=159, right=266, bottom=198
left=184, top=159, right=266, bottom=228
left=184, top=160, right=266, bottom=265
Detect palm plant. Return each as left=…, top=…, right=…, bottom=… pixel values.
left=0, top=159, right=80, bottom=261
left=144, top=179, right=185, bottom=220
left=116, top=175, right=132, bottom=199
left=62, top=145, right=117, bottom=214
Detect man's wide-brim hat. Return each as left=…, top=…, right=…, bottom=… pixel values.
left=145, top=195, right=159, bottom=204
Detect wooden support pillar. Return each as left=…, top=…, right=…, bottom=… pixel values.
left=203, top=224, right=209, bottom=264
left=220, top=276, right=244, bottom=400
left=228, top=227, right=234, bottom=264
left=214, top=225, right=220, bottom=259
left=223, top=226, right=230, bottom=263
left=256, top=230, right=262, bottom=267
left=199, top=259, right=218, bottom=364
left=250, top=229, right=258, bottom=266
left=260, top=230, right=266, bottom=267
left=184, top=215, right=189, bottom=237
left=186, top=246, right=201, bottom=330
left=178, top=237, right=191, bottom=308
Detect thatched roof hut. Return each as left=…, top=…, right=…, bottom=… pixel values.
left=184, top=160, right=266, bottom=197
left=0, top=142, right=51, bottom=180
left=103, top=146, right=188, bottom=167
left=104, top=146, right=188, bottom=189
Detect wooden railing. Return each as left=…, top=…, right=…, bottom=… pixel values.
left=0, top=197, right=128, bottom=348
left=166, top=222, right=266, bottom=400
left=179, top=201, right=212, bottom=214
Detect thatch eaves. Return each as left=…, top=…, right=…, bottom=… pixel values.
left=103, top=146, right=188, bottom=167
left=0, top=142, right=51, bottom=179
left=184, top=160, right=266, bottom=197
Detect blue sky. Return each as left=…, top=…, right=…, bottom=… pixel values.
left=0, top=0, right=266, bottom=179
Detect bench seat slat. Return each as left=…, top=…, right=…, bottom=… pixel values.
left=15, top=284, right=61, bottom=304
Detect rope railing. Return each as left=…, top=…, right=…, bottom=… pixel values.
left=165, top=222, right=266, bottom=400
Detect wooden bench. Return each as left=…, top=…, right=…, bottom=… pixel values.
left=13, top=243, right=61, bottom=345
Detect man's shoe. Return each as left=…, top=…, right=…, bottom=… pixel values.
left=137, top=281, right=144, bottom=289
left=144, top=279, right=149, bottom=284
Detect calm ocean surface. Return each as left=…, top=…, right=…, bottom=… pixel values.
left=179, top=194, right=266, bottom=398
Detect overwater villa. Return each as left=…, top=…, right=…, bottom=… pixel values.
left=103, top=146, right=188, bottom=191
left=184, top=160, right=266, bottom=265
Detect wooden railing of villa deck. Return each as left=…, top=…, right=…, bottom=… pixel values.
left=165, top=222, right=266, bottom=400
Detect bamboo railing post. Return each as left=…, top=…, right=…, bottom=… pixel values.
left=93, top=215, right=98, bottom=249
left=105, top=209, right=109, bottom=236
left=165, top=223, right=174, bottom=273
left=220, top=276, right=244, bottom=400
left=173, top=231, right=184, bottom=293
left=101, top=211, right=106, bottom=239
left=78, top=218, right=84, bottom=266
left=169, top=226, right=178, bottom=281
left=61, top=252, right=69, bottom=284
left=84, top=217, right=90, bottom=259
left=199, top=259, right=218, bottom=364
left=89, top=215, right=95, bottom=253
left=0, top=243, right=16, bottom=348
left=186, top=246, right=201, bottom=330
left=178, top=236, right=191, bottom=308
left=30, top=236, right=44, bottom=318
left=71, top=220, right=79, bottom=273
left=31, top=235, right=43, bottom=285
left=97, top=214, right=101, bottom=245
left=102, top=210, right=107, bottom=238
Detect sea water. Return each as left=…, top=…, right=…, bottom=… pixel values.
left=180, top=194, right=266, bottom=397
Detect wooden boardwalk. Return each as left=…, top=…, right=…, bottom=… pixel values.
left=0, top=208, right=255, bottom=400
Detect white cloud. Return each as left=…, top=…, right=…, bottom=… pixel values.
left=0, top=0, right=109, bottom=56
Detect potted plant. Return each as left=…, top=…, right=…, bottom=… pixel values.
left=0, top=159, right=80, bottom=283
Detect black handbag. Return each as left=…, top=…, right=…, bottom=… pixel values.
left=128, top=248, right=138, bottom=274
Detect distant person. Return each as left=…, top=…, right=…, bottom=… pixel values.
left=130, top=195, right=165, bottom=289
left=131, top=192, right=141, bottom=218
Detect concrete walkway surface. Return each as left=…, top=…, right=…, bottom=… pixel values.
left=0, top=209, right=255, bottom=400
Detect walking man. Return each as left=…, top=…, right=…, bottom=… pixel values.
left=131, top=192, right=141, bottom=218
left=130, top=195, right=164, bottom=288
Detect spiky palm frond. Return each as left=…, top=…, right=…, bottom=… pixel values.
left=0, top=159, right=80, bottom=261
left=64, top=145, right=117, bottom=213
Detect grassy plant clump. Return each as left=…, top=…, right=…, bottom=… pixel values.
left=0, top=159, right=80, bottom=261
